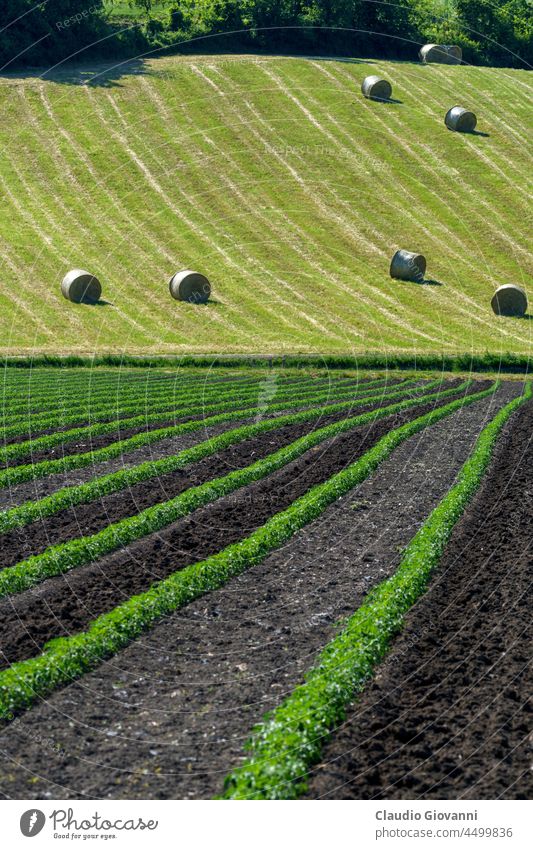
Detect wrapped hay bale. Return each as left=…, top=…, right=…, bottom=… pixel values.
left=61, top=269, right=102, bottom=303
left=419, top=44, right=462, bottom=65
left=491, top=285, right=528, bottom=317
left=445, top=106, right=477, bottom=133
left=361, top=75, right=392, bottom=101
left=390, top=249, right=427, bottom=283
left=169, top=270, right=211, bottom=303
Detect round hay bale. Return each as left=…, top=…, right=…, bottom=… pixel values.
left=61, top=269, right=102, bottom=304
left=390, top=249, right=427, bottom=282
left=361, top=75, right=392, bottom=101
left=419, top=44, right=462, bottom=65
left=169, top=270, right=211, bottom=304
left=445, top=106, right=477, bottom=133
left=491, top=285, right=527, bottom=317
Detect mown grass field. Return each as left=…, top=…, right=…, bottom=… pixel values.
left=0, top=55, right=531, bottom=356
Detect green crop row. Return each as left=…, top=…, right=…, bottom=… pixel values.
left=0, top=380, right=431, bottom=534
left=0, top=376, right=381, bottom=456
left=0, top=381, right=497, bottom=722
left=0, top=380, right=462, bottom=597
left=0, top=370, right=194, bottom=413
left=220, top=382, right=531, bottom=800
left=1, top=371, right=280, bottom=426
left=0, top=379, right=418, bottom=489
left=0, top=372, right=355, bottom=432
left=1, top=369, right=325, bottom=422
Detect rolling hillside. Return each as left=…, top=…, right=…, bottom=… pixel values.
left=0, top=54, right=531, bottom=356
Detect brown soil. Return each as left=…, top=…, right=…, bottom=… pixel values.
left=0, top=384, right=474, bottom=669
left=0, top=384, right=434, bottom=570
left=306, top=398, right=532, bottom=800
left=0, top=383, right=516, bottom=800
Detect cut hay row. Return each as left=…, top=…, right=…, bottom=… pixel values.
left=182, top=64, right=390, bottom=345
left=394, top=65, right=532, bottom=261
left=0, top=380, right=428, bottom=535
left=88, top=87, right=266, bottom=344
left=41, top=83, right=207, bottom=325
left=0, top=380, right=463, bottom=598
left=0, top=381, right=498, bottom=722
left=0, top=377, right=394, bottom=466
left=156, top=70, right=351, bottom=344
left=381, top=64, right=533, bottom=296
left=331, top=63, right=521, bottom=334
left=217, top=63, right=444, bottom=348
left=221, top=381, right=531, bottom=800
left=314, top=61, right=529, bottom=344
left=18, top=88, right=168, bottom=344
left=1, top=58, right=531, bottom=354
left=264, top=60, right=484, bottom=345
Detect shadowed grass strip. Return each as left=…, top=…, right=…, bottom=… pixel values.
left=1, top=354, right=531, bottom=373
left=0, top=381, right=496, bottom=721
left=220, top=382, right=531, bottom=800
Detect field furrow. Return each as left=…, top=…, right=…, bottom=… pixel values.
left=0, top=381, right=466, bottom=614
left=0, top=380, right=518, bottom=798
left=305, top=397, right=532, bottom=801
left=0, top=376, right=388, bottom=458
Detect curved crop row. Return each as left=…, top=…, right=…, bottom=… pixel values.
left=0, top=370, right=180, bottom=404
left=0, top=380, right=432, bottom=535
left=220, top=382, right=531, bottom=800
left=0, top=381, right=498, bottom=722
left=0, top=376, right=385, bottom=458
left=0, top=373, right=359, bottom=434
left=0, top=380, right=422, bottom=489
left=1, top=370, right=325, bottom=425
left=0, top=381, right=463, bottom=597
left=0, top=365, right=254, bottom=401
left=0, top=370, right=200, bottom=416
left=1, top=371, right=292, bottom=427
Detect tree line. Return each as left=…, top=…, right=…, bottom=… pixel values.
left=1, top=1, right=531, bottom=71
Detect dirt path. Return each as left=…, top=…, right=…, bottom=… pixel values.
left=306, top=398, right=532, bottom=800
left=0, top=383, right=517, bottom=799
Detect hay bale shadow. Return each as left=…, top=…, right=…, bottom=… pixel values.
left=81, top=298, right=113, bottom=306
left=371, top=97, right=403, bottom=105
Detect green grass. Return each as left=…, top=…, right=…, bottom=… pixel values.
left=0, top=56, right=531, bottom=357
